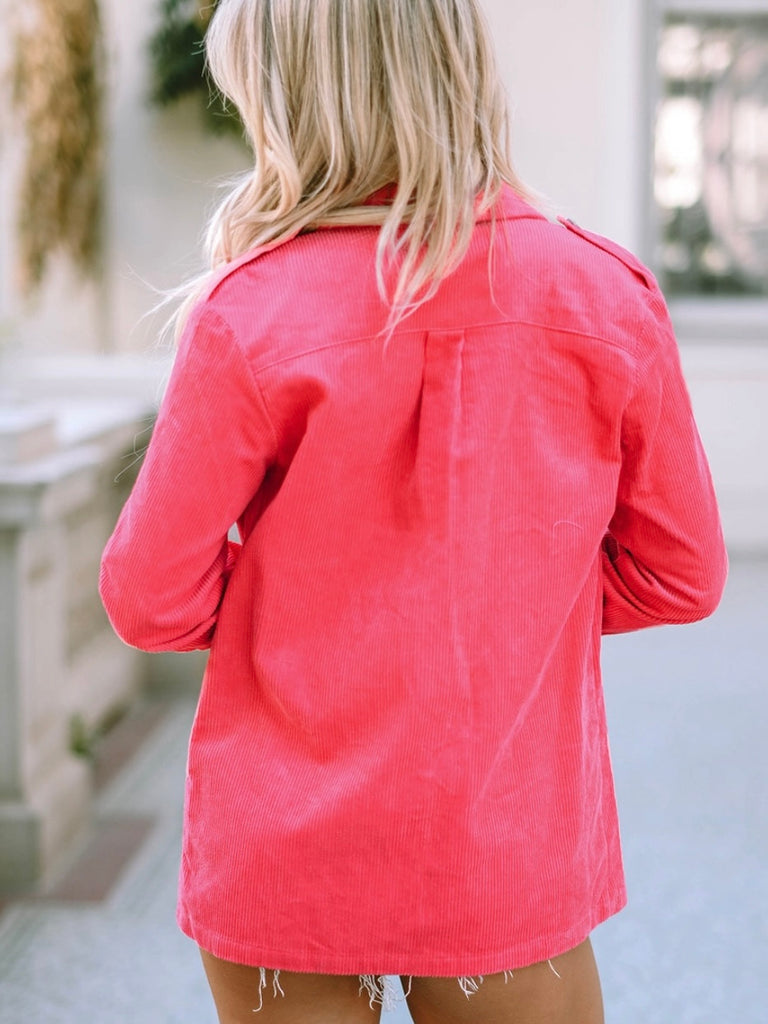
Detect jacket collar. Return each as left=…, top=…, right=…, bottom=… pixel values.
left=204, top=185, right=544, bottom=302
left=363, top=182, right=545, bottom=225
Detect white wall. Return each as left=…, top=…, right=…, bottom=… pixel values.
left=102, top=0, right=247, bottom=354
left=682, top=345, right=768, bottom=555
left=484, top=0, right=645, bottom=246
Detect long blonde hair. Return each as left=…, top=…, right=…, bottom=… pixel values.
left=180, top=0, right=527, bottom=334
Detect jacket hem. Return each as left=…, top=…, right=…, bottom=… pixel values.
left=177, top=886, right=627, bottom=976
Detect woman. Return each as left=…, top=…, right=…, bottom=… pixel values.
left=99, top=1, right=728, bottom=1021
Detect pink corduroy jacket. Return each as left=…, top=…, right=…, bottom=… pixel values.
left=100, top=186, right=727, bottom=976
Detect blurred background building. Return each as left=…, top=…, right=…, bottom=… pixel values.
left=0, top=0, right=766, bottom=894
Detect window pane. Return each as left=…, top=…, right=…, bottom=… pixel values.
left=655, top=15, right=768, bottom=296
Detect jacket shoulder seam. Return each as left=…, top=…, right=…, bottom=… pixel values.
left=558, top=217, right=656, bottom=290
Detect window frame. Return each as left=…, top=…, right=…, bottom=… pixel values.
left=644, top=0, right=768, bottom=343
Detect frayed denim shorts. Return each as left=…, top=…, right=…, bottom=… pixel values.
left=252, top=966, right=559, bottom=1012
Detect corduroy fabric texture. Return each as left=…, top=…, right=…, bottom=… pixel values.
left=100, top=187, right=727, bottom=976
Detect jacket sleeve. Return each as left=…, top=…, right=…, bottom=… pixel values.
left=601, top=288, right=728, bottom=634
left=99, top=304, right=276, bottom=652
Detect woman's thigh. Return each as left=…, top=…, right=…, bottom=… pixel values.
left=403, top=939, right=604, bottom=1024
left=200, top=950, right=383, bottom=1024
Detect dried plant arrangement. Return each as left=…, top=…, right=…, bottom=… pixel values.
left=12, top=0, right=105, bottom=294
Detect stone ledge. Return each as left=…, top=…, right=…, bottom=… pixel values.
left=0, top=445, right=104, bottom=527
left=0, top=353, right=170, bottom=403
left=0, top=407, right=57, bottom=463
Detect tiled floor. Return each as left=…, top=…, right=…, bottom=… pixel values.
left=0, top=558, right=765, bottom=1023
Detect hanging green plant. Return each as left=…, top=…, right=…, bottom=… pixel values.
left=12, top=0, right=105, bottom=294
left=148, top=0, right=242, bottom=136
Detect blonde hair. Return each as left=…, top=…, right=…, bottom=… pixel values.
left=180, top=0, right=528, bottom=334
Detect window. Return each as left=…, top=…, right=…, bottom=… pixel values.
left=651, top=3, right=768, bottom=306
